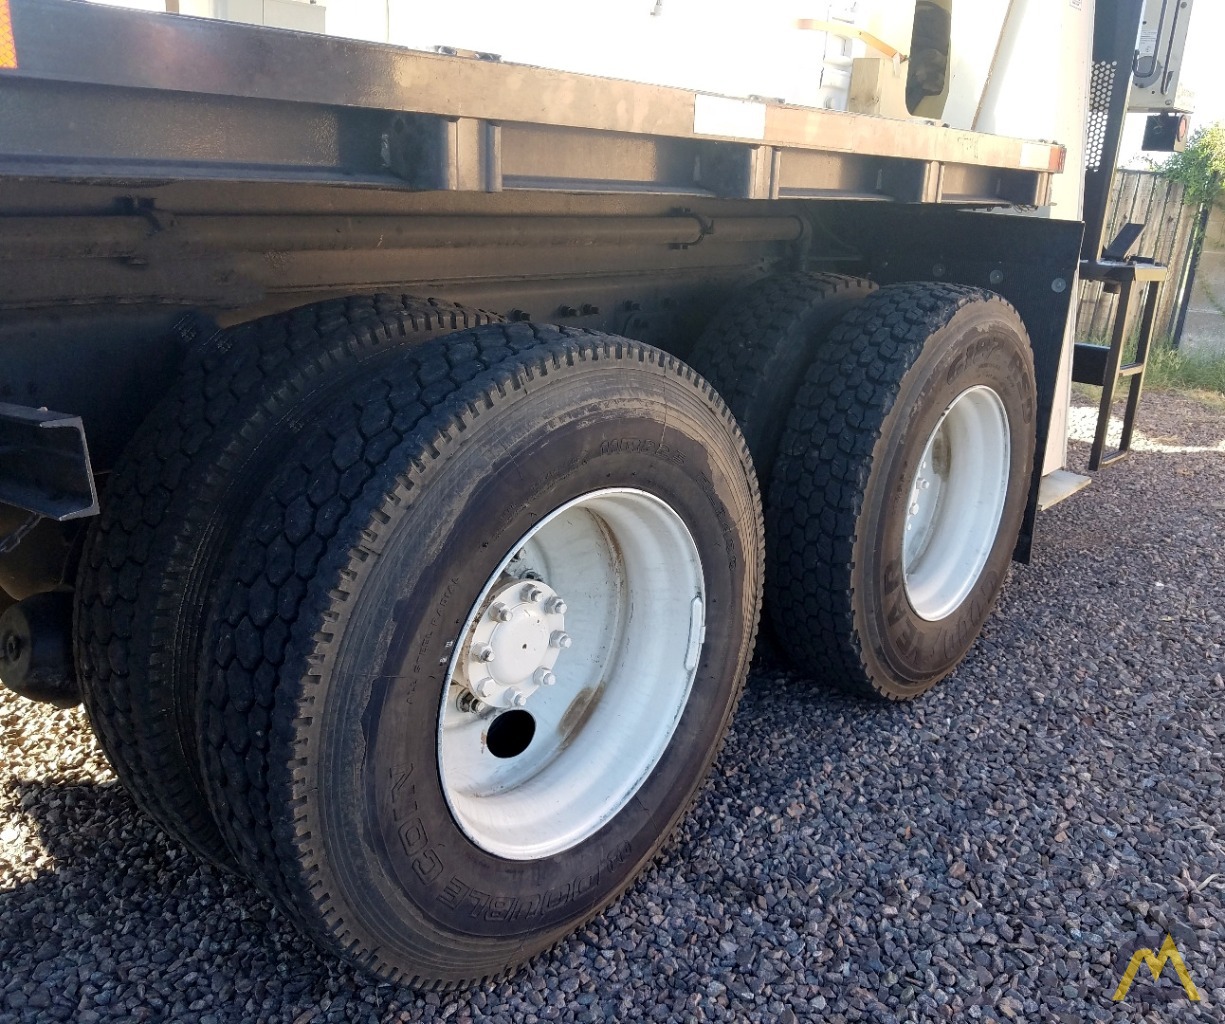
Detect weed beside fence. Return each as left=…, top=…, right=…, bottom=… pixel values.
left=1143, top=340, right=1225, bottom=395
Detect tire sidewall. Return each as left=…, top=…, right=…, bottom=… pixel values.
left=854, top=301, right=1035, bottom=695
left=300, top=360, right=758, bottom=966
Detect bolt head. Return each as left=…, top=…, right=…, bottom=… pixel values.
left=550, top=630, right=573, bottom=650
left=545, top=597, right=567, bottom=615
left=473, top=643, right=495, bottom=663
left=522, top=584, right=544, bottom=603
left=490, top=602, right=513, bottom=622
left=475, top=677, right=495, bottom=698
left=534, top=668, right=557, bottom=687
left=909, top=502, right=920, bottom=516
left=456, top=691, right=485, bottom=714
left=511, top=690, right=529, bottom=707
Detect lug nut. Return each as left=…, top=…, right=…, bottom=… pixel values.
left=522, top=585, right=544, bottom=603
left=550, top=630, right=573, bottom=650
left=511, top=690, right=529, bottom=707
left=473, top=643, right=495, bottom=663
left=534, top=668, right=557, bottom=687
left=545, top=596, right=567, bottom=615
left=490, top=602, right=513, bottom=622
left=456, top=691, right=485, bottom=714
left=909, top=502, right=920, bottom=516
left=475, top=677, right=496, bottom=698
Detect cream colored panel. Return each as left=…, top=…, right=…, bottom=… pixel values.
left=975, top=0, right=1093, bottom=223
left=940, top=0, right=1015, bottom=130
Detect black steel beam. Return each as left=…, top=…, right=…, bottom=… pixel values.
left=0, top=403, right=98, bottom=521
left=1081, top=0, right=1146, bottom=263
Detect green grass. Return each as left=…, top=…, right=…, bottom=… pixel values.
left=1080, top=332, right=1225, bottom=397
left=1072, top=337, right=1225, bottom=413
left=1142, top=339, right=1225, bottom=395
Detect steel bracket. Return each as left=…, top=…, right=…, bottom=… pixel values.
left=0, top=403, right=99, bottom=521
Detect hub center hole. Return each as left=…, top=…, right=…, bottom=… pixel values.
left=486, top=709, right=536, bottom=759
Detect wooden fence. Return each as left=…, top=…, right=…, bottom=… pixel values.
left=1076, top=170, right=1199, bottom=344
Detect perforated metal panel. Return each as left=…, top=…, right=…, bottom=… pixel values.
left=1085, top=60, right=1118, bottom=172
left=1082, top=0, right=1144, bottom=263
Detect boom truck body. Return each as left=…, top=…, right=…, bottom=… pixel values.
left=0, top=0, right=1195, bottom=987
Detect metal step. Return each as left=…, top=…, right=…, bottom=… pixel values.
left=1037, top=469, right=1092, bottom=512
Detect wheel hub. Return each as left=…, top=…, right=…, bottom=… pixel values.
left=905, top=441, right=945, bottom=545
left=437, top=488, right=706, bottom=861
left=458, top=579, right=570, bottom=709
left=902, top=385, right=1010, bottom=622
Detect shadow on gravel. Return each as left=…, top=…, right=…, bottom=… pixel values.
left=3, top=399, right=1224, bottom=1022
left=0, top=776, right=427, bottom=1023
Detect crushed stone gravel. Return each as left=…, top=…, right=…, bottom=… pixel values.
left=1, top=389, right=1222, bottom=1023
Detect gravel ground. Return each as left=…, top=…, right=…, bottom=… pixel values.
left=2, top=389, right=1223, bottom=1024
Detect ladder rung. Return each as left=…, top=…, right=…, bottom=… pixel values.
left=1096, top=448, right=1132, bottom=469
left=1079, top=271, right=1160, bottom=472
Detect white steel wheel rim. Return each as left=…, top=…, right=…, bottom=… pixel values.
left=902, top=385, right=1011, bottom=622
left=437, top=488, right=705, bottom=860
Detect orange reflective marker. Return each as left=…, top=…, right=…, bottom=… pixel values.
left=0, top=0, right=17, bottom=70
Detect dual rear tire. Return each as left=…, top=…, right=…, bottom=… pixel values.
left=692, top=276, right=1036, bottom=699
left=79, top=316, right=763, bottom=987
left=765, top=283, right=1036, bottom=699
left=201, top=326, right=763, bottom=987
left=76, top=277, right=1035, bottom=986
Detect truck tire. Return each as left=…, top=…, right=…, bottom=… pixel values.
left=686, top=272, right=876, bottom=479
left=75, top=296, right=499, bottom=868
left=768, top=284, right=1036, bottom=700
left=199, top=324, right=763, bottom=987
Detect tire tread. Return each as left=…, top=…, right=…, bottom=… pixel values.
left=767, top=282, right=1029, bottom=699
left=76, top=296, right=499, bottom=865
left=686, top=271, right=876, bottom=477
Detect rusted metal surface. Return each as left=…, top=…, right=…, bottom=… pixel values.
left=1, top=0, right=1062, bottom=201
